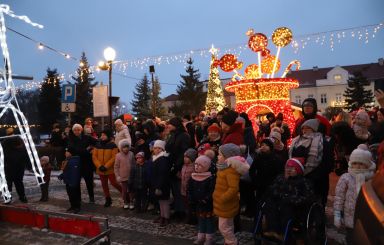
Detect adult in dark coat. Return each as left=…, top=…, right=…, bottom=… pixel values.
left=221, top=110, right=244, bottom=146
left=165, top=117, right=191, bottom=219
left=49, top=123, right=65, bottom=168
left=293, top=98, right=331, bottom=137
left=64, top=124, right=97, bottom=213
left=331, top=121, right=360, bottom=176
left=290, top=119, right=334, bottom=206
left=3, top=128, right=29, bottom=203
left=249, top=138, right=284, bottom=206
left=183, top=115, right=196, bottom=148
left=239, top=112, right=257, bottom=155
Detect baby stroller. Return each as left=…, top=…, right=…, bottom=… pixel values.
left=253, top=199, right=327, bottom=245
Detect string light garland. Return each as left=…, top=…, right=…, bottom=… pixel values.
left=217, top=27, right=300, bottom=135
left=7, top=21, right=383, bottom=74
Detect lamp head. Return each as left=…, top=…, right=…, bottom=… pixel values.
left=104, top=47, right=116, bottom=61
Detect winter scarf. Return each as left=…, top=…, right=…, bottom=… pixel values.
left=152, top=151, right=169, bottom=162
left=290, top=132, right=323, bottom=174
left=216, top=162, right=229, bottom=171
left=348, top=165, right=376, bottom=194
left=191, top=172, right=212, bottom=181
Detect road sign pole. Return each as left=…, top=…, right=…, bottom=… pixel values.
left=68, top=113, right=71, bottom=126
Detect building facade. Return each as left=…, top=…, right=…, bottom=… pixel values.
left=287, top=59, right=384, bottom=112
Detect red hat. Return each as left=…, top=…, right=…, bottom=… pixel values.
left=208, top=123, right=221, bottom=133
left=286, top=157, right=306, bottom=175
left=198, top=143, right=211, bottom=155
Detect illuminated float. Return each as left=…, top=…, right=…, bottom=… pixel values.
left=214, top=27, right=300, bottom=131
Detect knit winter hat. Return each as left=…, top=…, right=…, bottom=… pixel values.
left=269, top=131, right=282, bottom=142
left=114, top=119, right=123, bottom=125
left=349, top=144, right=373, bottom=168
left=184, top=148, right=198, bottom=162
left=221, top=110, right=239, bottom=126
left=204, top=149, right=216, bottom=160
left=219, top=143, right=241, bottom=159
left=194, top=155, right=212, bottom=173
left=153, top=140, right=166, bottom=150
left=135, top=152, right=145, bottom=159
left=72, top=123, right=83, bottom=131
left=40, top=156, right=50, bottom=164
left=119, top=139, right=131, bottom=149
left=236, top=116, right=246, bottom=125
left=286, top=157, right=306, bottom=175
left=261, top=138, right=274, bottom=151
left=355, top=110, right=371, bottom=126
left=207, top=123, right=221, bottom=133
left=301, top=119, right=319, bottom=132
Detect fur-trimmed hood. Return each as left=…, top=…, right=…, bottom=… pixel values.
left=226, top=156, right=250, bottom=175
left=118, top=139, right=131, bottom=152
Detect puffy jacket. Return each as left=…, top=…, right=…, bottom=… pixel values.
left=213, top=157, right=249, bottom=218
left=92, top=140, right=118, bottom=175
left=222, top=123, right=244, bottom=145
left=115, top=125, right=132, bottom=147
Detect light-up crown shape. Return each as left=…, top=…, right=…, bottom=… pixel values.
left=214, top=27, right=301, bottom=132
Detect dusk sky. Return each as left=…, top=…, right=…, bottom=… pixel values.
left=2, top=0, right=384, bottom=112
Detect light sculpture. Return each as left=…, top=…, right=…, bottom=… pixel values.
left=0, top=5, right=45, bottom=202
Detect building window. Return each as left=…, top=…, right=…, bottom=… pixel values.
left=336, top=93, right=342, bottom=102
left=295, top=95, right=301, bottom=104
left=321, top=94, right=327, bottom=104
left=308, top=94, right=314, bottom=98
left=334, top=74, right=342, bottom=81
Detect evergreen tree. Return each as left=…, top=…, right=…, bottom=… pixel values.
left=17, top=89, right=40, bottom=125
left=72, top=52, right=97, bottom=124
left=205, top=48, right=226, bottom=113
left=171, top=58, right=204, bottom=116
left=344, top=72, right=374, bottom=111
left=152, top=76, right=166, bottom=117
left=38, top=68, right=62, bottom=132
left=131, top=74, right=152, bottom=119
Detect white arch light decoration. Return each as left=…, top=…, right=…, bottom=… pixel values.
left=0, top=4, right=44, bottom=202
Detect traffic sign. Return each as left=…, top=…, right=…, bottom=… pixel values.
left=61, top=103, right=76, bottom=112
left=61, top=84, right=76, bottom=103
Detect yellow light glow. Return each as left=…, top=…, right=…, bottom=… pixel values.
left=272, top=27, right=293, bottom=47
left=261, top=55, right=280, bottom=74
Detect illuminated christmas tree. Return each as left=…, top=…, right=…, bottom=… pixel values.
left=205, top=45, right=226, bottom=113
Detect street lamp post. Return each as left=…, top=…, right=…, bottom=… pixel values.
left=149, top=65, right=156, bottom=117
left=101, top=47, right=116, bottom=128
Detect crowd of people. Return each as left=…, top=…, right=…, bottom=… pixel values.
left=3, top=94, right=384, bottom=244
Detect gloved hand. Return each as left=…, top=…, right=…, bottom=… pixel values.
left=155, top=189, right=162, bottom=196
left=334, top=211, right=342, bottom=228
left=58, top=173, right=64, bottom=181
left=99, top=165, right=107, bottom=172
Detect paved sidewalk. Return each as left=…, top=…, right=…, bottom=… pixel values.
left=0, top=171, right=346, bottom=244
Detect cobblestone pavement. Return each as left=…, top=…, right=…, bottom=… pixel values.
left=0, top=171, right=347, bottom=244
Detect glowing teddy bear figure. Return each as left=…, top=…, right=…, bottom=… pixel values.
left=0, top=4, right=45, bottom=202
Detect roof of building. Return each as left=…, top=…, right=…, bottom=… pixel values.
left=287, top=60, right=384, bottom=88
left=163, top=94, right=179, bottom=101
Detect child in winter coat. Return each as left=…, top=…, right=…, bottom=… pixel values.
left=188, top=155, right=216, bottom=245
left=114, top=139, right=135, bottom=209
left=39, top=156, right=52, bottom=202
left=213, top=143, right=249, bottom=245
left=151, top=140, right=171, bottom=227
left=262, top=158, right=315, bottom=240
left=130, top=152, right=149, bottom=213
left=334, top=144, right=376, bottom=244
left=92, top=130, right=122, bottom=207
left=181, top=148, right=198, bottom=223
